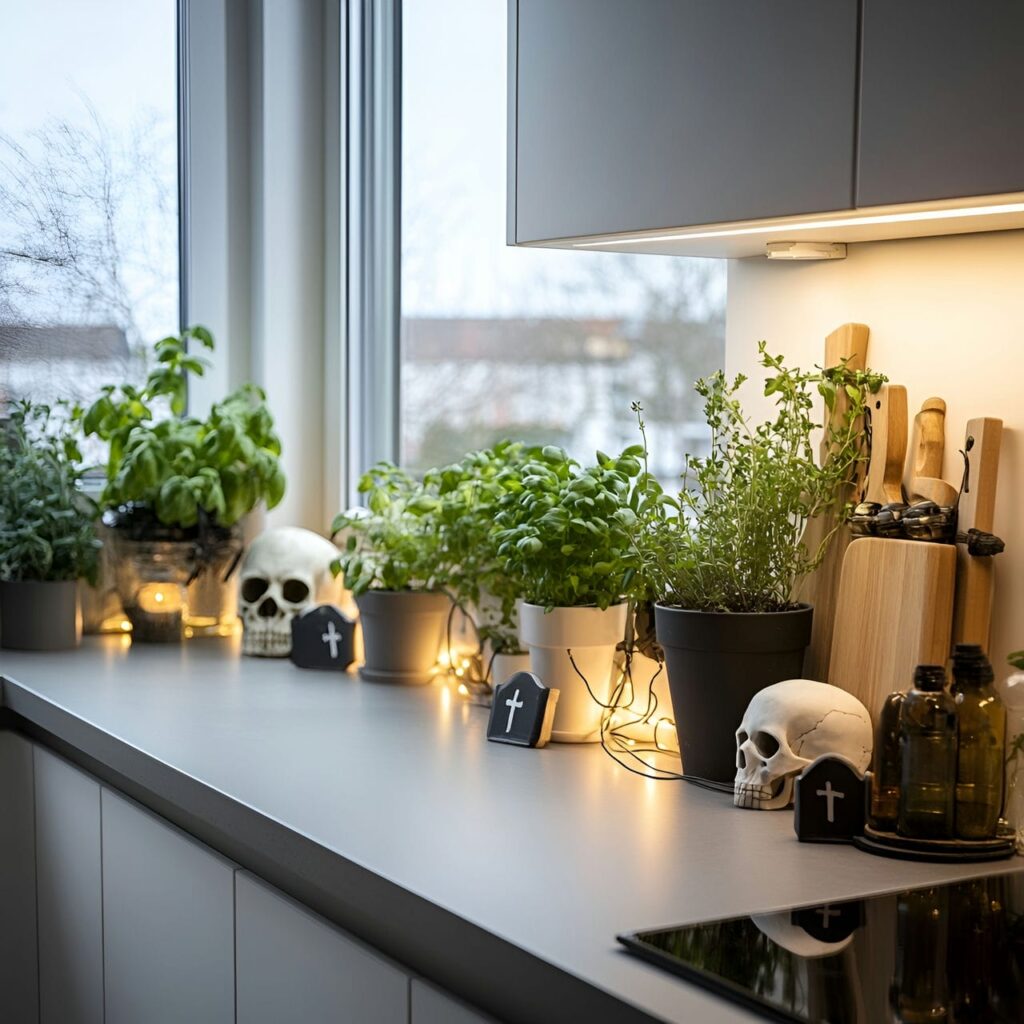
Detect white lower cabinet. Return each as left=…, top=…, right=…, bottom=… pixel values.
left=3, top=737, right=497, bottom=1024
left=101, top=788, right=236, bottom=1024
left=0, top=731, right=38, bottom=1024
left=34, top=747, right=103, bottom=1024
left=411, top=979, right=496, bottom=1024
left=235, top=871, right=409, bottom=1023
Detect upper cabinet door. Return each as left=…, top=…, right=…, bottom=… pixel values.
left=858, top=2, right=1024, bottom=207
left=511, top=0, right=859, bottom=243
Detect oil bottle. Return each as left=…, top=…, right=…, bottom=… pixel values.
left=951, top=644, right=1006, bottom=839
left=870, top=690, right=905, bottom=831
left=898, top=665, right=957, bottom=839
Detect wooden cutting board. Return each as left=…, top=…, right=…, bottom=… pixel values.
left=952, top=417, right=1003, bottom=651
left=864, top=384, right=908, bottom=505
left=829, top=537, right=956, bottom=720
left=798, top=322, right=870, bottom=682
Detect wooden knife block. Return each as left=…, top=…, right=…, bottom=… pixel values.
left=828, top=538, right=956, bottom=721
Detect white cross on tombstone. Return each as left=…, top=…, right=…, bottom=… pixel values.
left=815, top=905, right=840, bottom=929
left=504, top=689, right=524, bottom=733
left=816, top=781, right=845, bottom=823
left=321, top=621, right=342, bottom=659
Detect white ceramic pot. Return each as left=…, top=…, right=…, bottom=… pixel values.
left=519, top=602, right=628, bottom=743
left=489, top=651, right=532, bottom=687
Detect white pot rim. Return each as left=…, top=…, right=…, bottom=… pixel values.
left=519, top=601, right=628, bottom=648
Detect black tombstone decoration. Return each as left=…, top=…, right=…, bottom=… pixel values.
left=794, top=755, right=867, bottom=844
left=791, top=900, right=865, bottom=944
left=486, top=672, right=559, bottom=749
left=289, top=605, right=356, bottom=670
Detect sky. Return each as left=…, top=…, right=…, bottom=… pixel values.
left=0, top=0, right=176, bottom=136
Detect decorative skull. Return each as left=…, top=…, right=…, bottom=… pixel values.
left=734, top=679, right=872, bottom=811
left=239, top=527, right=344, bottom=657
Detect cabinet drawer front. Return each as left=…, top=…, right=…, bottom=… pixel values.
left=35, top=748, right=103, bottom=1024
left=0, top=732, right=37, bottom=1024
left=514, top=0, right=858, bottom=242
left=236, top=871, right=409, bottom=1024
left=101, top=789, right=235, bottom=1024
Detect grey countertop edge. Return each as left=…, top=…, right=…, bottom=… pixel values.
left=0, top=674, right=678, bottom=1024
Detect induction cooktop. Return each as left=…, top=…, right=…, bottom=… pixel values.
left=619, top=870, right=1024, bottom=1023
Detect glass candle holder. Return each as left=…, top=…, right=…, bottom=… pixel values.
left=108, top=535, right=193, bottom=644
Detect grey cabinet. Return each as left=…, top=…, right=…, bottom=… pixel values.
left=510, top=0, right=859, bottom=243
left=35, top=747, right=103, bottom=1024
left=235, top=871, right=409, bottom=1024
left=0, top=731, right=37, bottom=1024
left=858, top=3, right=1024, bottom=207
left=411, top=980, right=496, bottom=1024
left=101, top=789, right=235, bottom=1024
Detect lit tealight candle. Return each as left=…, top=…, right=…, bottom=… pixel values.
left=136, top=583, right=184, bottom=614
left=130, top=583, right=186, bottom=643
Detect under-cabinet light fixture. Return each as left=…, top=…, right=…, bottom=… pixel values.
left=571, top=199, right=1024, bottom=248
left=766, top=242, right=847, bottom=260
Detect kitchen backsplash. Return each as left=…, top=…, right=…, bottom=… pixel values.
left=726, top=228, right=1024, bottom=672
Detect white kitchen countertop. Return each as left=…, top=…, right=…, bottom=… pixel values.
left=1, top=636, right=1018, bottom=1023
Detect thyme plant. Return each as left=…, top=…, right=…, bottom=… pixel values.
left=645, top=343, right=885, bottom=613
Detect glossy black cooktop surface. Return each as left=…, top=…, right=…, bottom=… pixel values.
left=620, top=870, right=1024, bottom=1023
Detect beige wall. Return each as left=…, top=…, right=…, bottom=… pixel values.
left=725, top=228, right=1024, bottom=674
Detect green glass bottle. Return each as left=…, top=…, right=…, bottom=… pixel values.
left=898, top=665, right=957, bottom=839
left=951, top=644, right=1006, bottom=839
left=871, top=690, right=906, bottom=831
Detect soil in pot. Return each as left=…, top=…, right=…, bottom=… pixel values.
left=356, top=590, right=451, bottom=684
left=0, top=580, right=82, bottom=651
left=655, top=604, right=813, bottom=784
left=519, top=602, right=628, bottom=743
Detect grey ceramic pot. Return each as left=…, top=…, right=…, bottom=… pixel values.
left=0, top=580, right=83, bottom=651
left=655, top=603, right=813, bottom=784
left=356, top=590, right=451, bottom=684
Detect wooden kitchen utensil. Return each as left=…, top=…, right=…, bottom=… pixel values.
left=829, top=537, right=956, bottom=720
left=904, top=397, right=958, bottom=505
left=952, top=417, right=1003, bottom=651
left=797, top=322, right=870, bottom=682
left=864, top=384, right=908, bottom=506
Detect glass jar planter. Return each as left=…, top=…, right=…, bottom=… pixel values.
left=102, top=506, right=244, bottom=643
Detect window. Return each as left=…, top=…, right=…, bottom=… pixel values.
left=399, top=0, right=725, bottom=481
left=0, top=0, right=180, bottom=413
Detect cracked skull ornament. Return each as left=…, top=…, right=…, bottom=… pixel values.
left=239, top=527, right=344, bottom=657
left=734, top=679, right=873, bottom=810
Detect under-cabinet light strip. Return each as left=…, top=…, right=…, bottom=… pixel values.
left=572, top=200, right=1024, bottom=247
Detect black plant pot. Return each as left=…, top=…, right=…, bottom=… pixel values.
left=0, top=580, right=82, bottom=651
left=356, top=590, right=451, bottom=684
left=654, top=604, right=813, bottom=784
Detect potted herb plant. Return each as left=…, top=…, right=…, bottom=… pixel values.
left=493, top=442, right=654, bottom=742
left=425, top=441, right=538, bottom=684
left=0, top=402, right=101, bottom=650
left=331, top=463, right=451, bottom=684
left=643, top=344, right=883, bottom=782
left=81, top=326, right=285, bottom=641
